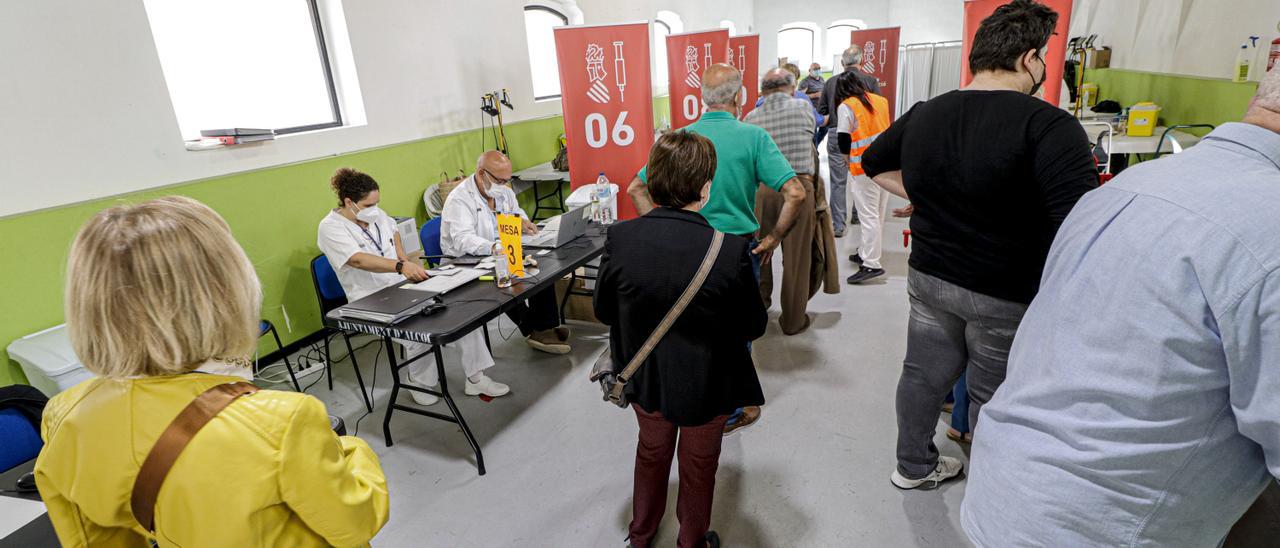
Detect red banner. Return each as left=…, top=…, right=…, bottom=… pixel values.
left=554, top=22, right=654, bottom=220
left=961, top=0, right=1074, bottom=105
left=728, top=34, right=760, bottom=120
left=666, top=29, right=730, bottom=129
left=850, top=27, right=901, bottom=120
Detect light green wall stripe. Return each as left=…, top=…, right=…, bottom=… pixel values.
left=1085, top=68, right=1259, bottom=135
left=0, top=117, right=566, bottom=386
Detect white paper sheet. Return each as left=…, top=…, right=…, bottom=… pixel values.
left=0, top=496, right=46, bottom=537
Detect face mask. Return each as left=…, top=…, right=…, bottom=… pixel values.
left=351, top=204, right=382, bottom=223
left=810, top=70, right=820, bottom=77
left=1027, top=54, right=1046, bottom=97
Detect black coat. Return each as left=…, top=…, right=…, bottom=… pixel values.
left=594, top=208, right=767, bottom=426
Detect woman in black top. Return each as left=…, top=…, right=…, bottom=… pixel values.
left=860, top=0, right=1098, bottom=491
left=595, top=131, right=767, bottom=548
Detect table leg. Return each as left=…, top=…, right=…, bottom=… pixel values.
left=381, top=336, right=400, bottom=447
left=435, top=345, right=486, bottom=475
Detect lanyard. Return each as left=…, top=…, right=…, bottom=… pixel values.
left=358, top=223, right=384, bottom=255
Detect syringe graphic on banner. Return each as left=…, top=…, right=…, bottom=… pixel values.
left=613, top=41, right=626, bottom=102
left=736, top=45, right=746, bottom=72
left=879, top=39, right=888, bottom=72
left=703, top=43, right=712, bottom=74
left=585, top=43, right=610, bottom=104
left=685, top=46, right=700, bottom=88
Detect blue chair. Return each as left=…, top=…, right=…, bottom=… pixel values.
left=0, top=408, right=41, bottom=472
left=418, top=217, right=492, bottom=350
left=419, top=217, right=446, bottom=267
left=259, top=320, right=300, bottom=391
left=310, top=256, right=373, bottom=412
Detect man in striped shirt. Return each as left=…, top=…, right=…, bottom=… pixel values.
left=744, top=68, right=819, bottom=335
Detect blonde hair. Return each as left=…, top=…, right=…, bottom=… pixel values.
left=65, top=196, right=261, bottom=378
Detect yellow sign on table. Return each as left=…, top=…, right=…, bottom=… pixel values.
left=497, top=214, right=525, bottom=277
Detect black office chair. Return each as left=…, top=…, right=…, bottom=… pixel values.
left=310, top=256, right=374, bottom=412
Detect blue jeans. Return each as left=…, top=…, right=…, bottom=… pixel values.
left=950, top=373, right=970, bottom=434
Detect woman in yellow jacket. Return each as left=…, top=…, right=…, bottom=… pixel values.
left=34, top=196, right=389, bottom=547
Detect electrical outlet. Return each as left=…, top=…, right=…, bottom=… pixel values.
left=292, top=358, right=324, bottom=379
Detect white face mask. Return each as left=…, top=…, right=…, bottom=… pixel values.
left=351, top=203, right=382, bottom=223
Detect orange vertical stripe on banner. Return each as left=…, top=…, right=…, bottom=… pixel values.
left=554, top=22, right=655, bottom=220
left=961, top=0, right=1074, bottom=105
left=730, top=34, right=761, bottom=120
left=666, top=29, right=730, bottom=130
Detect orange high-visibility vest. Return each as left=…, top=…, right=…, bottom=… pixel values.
left=842, top=93, right=891, bottom=176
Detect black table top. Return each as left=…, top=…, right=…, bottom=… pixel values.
left=0, top=459, right=56, bottom=547
left=325, top=228, right=606, bottom=345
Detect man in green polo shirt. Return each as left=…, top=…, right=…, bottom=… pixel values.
left=628, top=63, right=806, bottom=268
left=628, top=63, right=806, bottom=436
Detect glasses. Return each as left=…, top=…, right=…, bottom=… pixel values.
left=481, top=169, right=512, bottom=185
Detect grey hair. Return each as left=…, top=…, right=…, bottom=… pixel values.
left=702, top=70, right=743, bottom=107
left=761, top=68, right=796, bottom=94
left=1255, top=66, right=1280, bottom=113
left=842, top=45, right=863, bottom=67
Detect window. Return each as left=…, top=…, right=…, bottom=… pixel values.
left=777, top=23, right=818, bottom=69
left=825, top=20, right=866, bottom=69
left=523, top=5, right=570, bottom=100
left=719, top=20, right=736, bottom=36
left=652, top=11, right=684, bottom=95
left=143, top=0, right=345, bottom=141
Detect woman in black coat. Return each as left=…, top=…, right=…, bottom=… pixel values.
left=594, top=131, right=768, bottom=548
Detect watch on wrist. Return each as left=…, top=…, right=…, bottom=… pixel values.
left=395, top=260, right=405, bottom=274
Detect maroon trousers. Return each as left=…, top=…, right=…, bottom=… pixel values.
left=629, top=407, right=731, bottom=548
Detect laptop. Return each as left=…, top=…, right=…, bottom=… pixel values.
left=522, top=206, right=589, bottom=249
left=333, top=285, right=435, bottom=325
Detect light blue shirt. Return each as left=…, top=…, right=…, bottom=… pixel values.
left=962, top=123, right=1280, bottom=547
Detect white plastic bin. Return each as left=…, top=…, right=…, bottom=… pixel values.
left=7, top=324, right=93, bottom=396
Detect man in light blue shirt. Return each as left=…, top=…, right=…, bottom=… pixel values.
left=963, top=69, right=1280, bottom=546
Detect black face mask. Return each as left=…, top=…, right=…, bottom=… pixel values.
left=1027, top=54, right=1046, bottom=96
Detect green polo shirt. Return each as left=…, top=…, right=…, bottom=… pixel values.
left=639, top=111, right=796, bottom=235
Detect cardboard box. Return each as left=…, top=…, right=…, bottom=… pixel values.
left=1085, top=47, right=1112, bottom=69
left=555, top=269, right=600, bottom=324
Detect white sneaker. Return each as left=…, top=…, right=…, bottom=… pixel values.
left=404, top=374, right=440, bottom=406
left=465, top=374, right=510, bottom=397
left=408, top=386, right=439, bottom=406
left=890, top=456, right=964, bottom=490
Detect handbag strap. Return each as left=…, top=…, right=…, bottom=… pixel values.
left=131, top=381, right=259, bottom=532
left=612, top=231, right=724, bottom=392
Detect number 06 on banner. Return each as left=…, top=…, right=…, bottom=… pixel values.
left=584, top=111, right=634, bottom=148
left=554, top=22, right=654, bottom=220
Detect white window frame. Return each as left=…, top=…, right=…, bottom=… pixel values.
left=777, top=22, right=820, bottom=69
left=523, top=4, right=572, bottom=101
left=825, top=19, right=867, bottom=70
left=652, top=10, right=684, bottom=97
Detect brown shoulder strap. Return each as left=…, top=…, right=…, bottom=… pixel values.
left=131, top=381, right=259, bottom=532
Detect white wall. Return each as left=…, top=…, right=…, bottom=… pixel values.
left=1068, top=0, right=1280, bottom=80
left=0, top=0, right=752, bottom=217
left=753, top=0, right=964, bottom=73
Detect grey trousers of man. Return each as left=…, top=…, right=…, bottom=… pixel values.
left=895, top=268, right=1028, bottom=480
left=825, top=132, right=855, bottom=233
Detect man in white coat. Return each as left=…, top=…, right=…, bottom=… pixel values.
left=441, top=151, right=572, bottom=354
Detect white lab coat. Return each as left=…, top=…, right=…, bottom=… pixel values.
left=316, top=208, right=493, bottom=386
left=440, top=175, right=530, bottom=257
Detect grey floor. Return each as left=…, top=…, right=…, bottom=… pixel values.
left=266, top=151, right=974, bottom=546
left=269, top=224, right=974, bottom=547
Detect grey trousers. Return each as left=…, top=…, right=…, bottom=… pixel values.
left=825, top=132, right=854, bottom=233
left=895, top=268, right=1028, bottom=479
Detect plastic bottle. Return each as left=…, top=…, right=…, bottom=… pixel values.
left=492, top=241, right=514, bottom=288
left=1235, top=37, right=1260, bottom=83
left=595, top=172, right=614, bottom=225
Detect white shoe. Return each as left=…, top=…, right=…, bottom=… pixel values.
left=465, top=374, right=510, bottom=397
left=408, top=385, right=439, bottom=406
left=404, top=374, right=440, bottom=406
left=890, top=456, right=964, bottom=490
